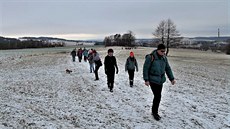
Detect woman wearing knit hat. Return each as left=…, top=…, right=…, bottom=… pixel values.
left=125, top=51, right=138, bottom=87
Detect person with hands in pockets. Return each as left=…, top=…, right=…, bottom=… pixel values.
left=143, top=44, right=176, bottom=121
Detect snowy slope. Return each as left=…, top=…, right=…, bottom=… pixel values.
left=0, top=47, right=229, bottom=129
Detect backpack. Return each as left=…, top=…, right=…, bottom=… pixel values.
left=145, top=53, right=167, bottom=72
left=96, top=60, right=102, bottom=67
left=145, top=54, right=155, bottom=63
left=145, top=54, right=155, bottom=72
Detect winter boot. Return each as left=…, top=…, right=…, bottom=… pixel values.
left=108, top=83, right=111, bottom=89
left=130, top=80, right=133, bottom=87
left=110, top=83, right=114, bottom=92
left=152, top=113, right=161, bottom=121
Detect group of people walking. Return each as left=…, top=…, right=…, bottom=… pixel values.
left=71, top=47, right=139, bottom=92
left=70, top=44, right=176, bottom=121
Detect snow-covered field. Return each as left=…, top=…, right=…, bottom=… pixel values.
left=0, top=47, right=229, bottom=129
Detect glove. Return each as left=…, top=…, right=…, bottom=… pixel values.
left=116, top=69, right=118, bottom=74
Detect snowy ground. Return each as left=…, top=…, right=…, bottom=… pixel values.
left=0, top=47, right=229, bottom=129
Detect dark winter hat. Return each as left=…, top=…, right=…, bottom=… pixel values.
left=93, top=50, right=96, bottom=53
left=108, top=49, right=114, bottom=53
left=157, top=44, right=166, bottom=50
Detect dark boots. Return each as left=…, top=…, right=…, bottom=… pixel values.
left=130, top=80, right=133, bottom=87
left=108, top=83, right=114, bottom=92
left=152, top=113, right=161, bottom=121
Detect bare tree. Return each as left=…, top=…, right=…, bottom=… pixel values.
left=153, top=20, right=166, bottom=44
left=165, top=19, right=180, bottom=56
left=153, top=19, right=180, bottom=56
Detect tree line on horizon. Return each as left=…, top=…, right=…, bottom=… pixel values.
left=0, top=37, right=65, bottom=50
left=103, top=30, right=136, bottom=47
left=104, top=18, right=181, bottom=56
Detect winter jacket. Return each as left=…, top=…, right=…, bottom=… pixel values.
left=93, top=53, right=100, bottom=61
left=143, top=50, right=174, bottom=85
left=77, top=49, right=83, bottom=57
left=125, top=57, right=138, bottom=71
left=83, top=50, right=88, bottom=57
left=88, top=53, right=94, bottom=64
left=104, top=55, right=118, bottom=73
left=71, top=50, right=76, bottom=57
left=93, top=53, right=102, bottom=67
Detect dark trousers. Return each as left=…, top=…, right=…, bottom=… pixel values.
left=128, top=70, right=135, bottom=86
left=94, top=65, right=100, bottom=80
left=107, top=71, right=115, bottom=90
left=72, top=56, right=76, bottom=62
left=78, top=56, right=82, bottom=62
left=150, top=82, right=163, bottom=114
left=84, top=56, right=88, bottom=62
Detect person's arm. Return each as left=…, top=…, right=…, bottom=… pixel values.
left=114, top=57, right=118, bottom=74
left=125, top=58, right=128, bottom=71
left=143, top=55, right=151, bottom=86
left=165, top=58, right=175, bottom=85
left=104, top=57, right=107, bottom=74
left=135, top=58, right=138, bottom=72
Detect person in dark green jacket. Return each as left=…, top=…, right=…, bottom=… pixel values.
left=143, top=44, right=176, bottom=121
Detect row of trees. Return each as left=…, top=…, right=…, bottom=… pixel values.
left=104, top=31, right=136, bottom=47
left=103, top=19, right=180, bottom=56
left=0, top=37, right=65, bottom=50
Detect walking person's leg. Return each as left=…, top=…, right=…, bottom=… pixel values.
left=72, top=56, right=75, bottom=62
left=150, top=82, right=163, bottom=120
left=90, top=63, right=93, bottom=73
left=110, top=72, right=115, bottom=92
left=129, top=70, right=135, bottom=87
left=94, top=65, right=99, bottom=80
left=107, top=74, right=111, bottom=89
left=107, top=72, right=115, bottom=92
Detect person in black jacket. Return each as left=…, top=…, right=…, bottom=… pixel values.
left=70, top=48, right=77, bottom=62
left=104, top=49, right=118, bottom=92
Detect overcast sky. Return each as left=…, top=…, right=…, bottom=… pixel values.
left=0, top=0, right=229, bottom=40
